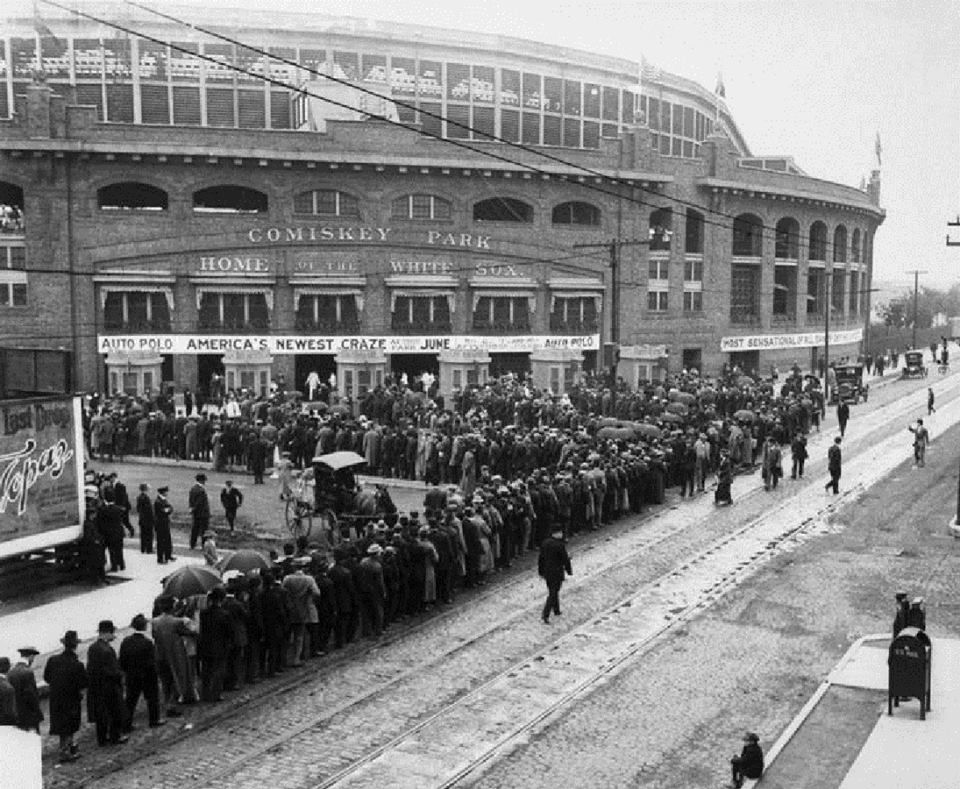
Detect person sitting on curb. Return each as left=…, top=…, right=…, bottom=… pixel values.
left=728, top=731, right=764, bottom=788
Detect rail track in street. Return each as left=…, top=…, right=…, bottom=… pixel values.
left=54, top=369, right=960, bottom=789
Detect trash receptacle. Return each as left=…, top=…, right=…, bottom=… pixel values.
left=888, top=627, right=932, bottom=719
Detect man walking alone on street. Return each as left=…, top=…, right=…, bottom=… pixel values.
left=220, top=480, right=243, bottom=532
left=538, top=526, right=572, bottom=624
left=927, top=386, right=936, bottom=415
left=825, top=436, right=842, bottom=494
left=837, top=399, right=850, bottom=438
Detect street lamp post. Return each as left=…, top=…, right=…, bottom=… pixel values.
left=945, top=219, right=960, bottom=533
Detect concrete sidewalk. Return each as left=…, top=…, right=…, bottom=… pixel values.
left=754, top=635, right=959, bottom=789
left=0, top=541, right=204, bottom=686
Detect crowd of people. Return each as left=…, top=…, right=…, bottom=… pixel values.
left=0, top=203, right=24, bottom=233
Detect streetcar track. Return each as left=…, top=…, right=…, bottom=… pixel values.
left=52, top=371, right=960, bottom=789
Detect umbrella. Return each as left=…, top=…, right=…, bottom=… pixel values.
left=328, top=404, right=351, bottom=416
left=634, top=423, right=663, bottom=439
left=675, top=392, right=697, bottom=406
left=597, top=426, right=635, bottom=440
left=162, top=565, right=222, bottom=599
left=660, top=412, right=683, bottom=424
left=597, top=417, right=620, bottom=427
left=217, top=549, right=272, bottom=574
left=313, top=450, right=367, bottom=470
left=665, top=402, right=688, bottom=416
left=733, top=409, right=756, bottom=422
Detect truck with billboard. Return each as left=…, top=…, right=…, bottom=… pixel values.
left=0, top=396, right=85, bottom=560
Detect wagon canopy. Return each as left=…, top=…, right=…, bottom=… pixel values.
left=312, top=451, right=367, bottom=470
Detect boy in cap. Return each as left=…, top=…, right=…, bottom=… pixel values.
left=44, top=631, right=87, bottom=762
left=8, top=646, right=43, bottom=732
left=728, top=731, right=764, bottom=788
left=87, top=620, right=128, bottom=746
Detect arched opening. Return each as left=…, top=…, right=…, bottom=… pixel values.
left=851, top=229, right=861, bottom=263
left=684, top=208, right=704, bottom=254
left=833, top=225, right=848, bottom=262
left=649, top=207, right=672, bottom=250
left=732, top=213, right=763, bottom=257
left=98, top=182, right=169, bottom=211
left=0, top=181, right=25, bottom=234
left=193, top=185, right=268, bottom=213
left=809, top=221, right=827, bottom=261
left=774, top=217, right=800, bottom=259
left=552, top=201, right=601, bottom=226
left=473, top=197, right=533, bottom=222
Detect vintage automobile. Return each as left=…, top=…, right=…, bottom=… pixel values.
left=830, top=364, right=869, bottom=404
left=901, top=351, right=928, bottom=380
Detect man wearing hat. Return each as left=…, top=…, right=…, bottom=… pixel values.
left=199, top=587, right=235, bottom=701
left=87, top=620, right=128, bottom=746
left=188, top=473, right=211, bottom=550
left=220, top=479, right=244, bottom=532
left=119, top=614, right=164, bottom=730
left=8, top=646, right=43, bottom=732
left=44, top=631, right=87, bottom=762
left=154, top=485, right=174, bottom=564
left=357, top=543, right=387, bottom=637
left=893, top=591, right=910, bottom=637
left=282, top=557, right=321, bottom=666
left=136, top=483, right=155, bottom=555
left=729, top=731, right=764, bottom=788
left=537, top=526, right=572, bottom=624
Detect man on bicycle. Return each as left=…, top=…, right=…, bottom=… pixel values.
left=908, top=418, right=929, bottom=467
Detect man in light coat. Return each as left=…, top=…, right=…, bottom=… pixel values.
left=281, top=557, right=321, bottom=666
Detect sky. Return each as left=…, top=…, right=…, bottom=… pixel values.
left=148, top=0, right=960, bottom=289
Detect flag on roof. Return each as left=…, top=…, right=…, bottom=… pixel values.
left=875, top=131, right=882, bottom=167
left=715, top=72, right=726, bottom=98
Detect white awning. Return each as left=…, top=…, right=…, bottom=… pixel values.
left=550, top=291, right=602, bottom=311
left=471, top=290, right=537, bottom=313
left=195, top=286, right=273, bottom=311
left=293, top=288, right=364, bottom=311
left=99, top=285, right=174, bottom=310
left=385, top=274, right=459, bottom=288
left=390, top=289, right=455, bottom=312
left=548, top=276, right=604, bottom=290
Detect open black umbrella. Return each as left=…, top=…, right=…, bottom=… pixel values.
left=217, top=549, right=272, bottom=575
left=162, top=565, right=222, bottom=599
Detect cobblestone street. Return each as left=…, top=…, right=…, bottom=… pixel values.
left=31, top=370, right=958, bottom=789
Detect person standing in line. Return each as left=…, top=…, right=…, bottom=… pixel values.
left=44, top=631, right=87, bottom=763
left=761, top=436, right=782, bottom=491
left=825, top=436, right=842, bottom=494
left=198, top=587, right=234, bottom=702
left=118, top=614, right=164, bottom=730
left=97, top=489, right=128, bottom=573
left=0, top=657, right=16, bottom=726
left=154, top=486, right=174, bottom=564
left=908, top=418, right=929, bottom=467
left=110, top=472, right=134, bottom=538
left=150, top=596, right=197, bottom=715
left=538, top=526, right=572, bottom=624
left=8, top=646, right=43, bottom=733
left=136, top=483, right=155, bottom=555
left=282, top=556, right=322, bottom=663
left=86, top=620, right=128, bottom=746
left=927, top=386, right=936, bottom=415
left=837, top=399, right=850, bottom=438
left=188, top=473, right=210, bottom=550
left=220, top=480, right=243, bottom=532
left=715, top=449, right=734, bottom=506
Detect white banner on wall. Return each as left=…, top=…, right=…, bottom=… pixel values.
left=98, top=334, right=600, bottom=355
left=719, top=328, right=863, bottom=353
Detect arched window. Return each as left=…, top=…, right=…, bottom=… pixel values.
left=809, top=221, right=827, bottom=261
left=649, top=208, right=673, bottom=250
left=775, top=217, right=800, bottom=259
left=552, top=201, right=601, bottom=226
left=732, top=213, right=763, bottom=257
left=684, top=208, right=704, bottom=254
left=851, top=229, right=861, bottom=262
left=294, top=189, right=360, bottom=218
left=98, top=182, right=169, bottom=211
left=0, top=181, right=25, bottom=234
left=833, top=225, right=848, bottom=262
left=193, top=185, right=267, bottom=213
left=392, top=194, right=451, bottom=220
left=473, top=197, right=533, bottom=223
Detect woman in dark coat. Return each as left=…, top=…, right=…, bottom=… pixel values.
left=43, top=631, right=88, bottom=763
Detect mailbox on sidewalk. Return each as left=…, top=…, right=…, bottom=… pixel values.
left=888, top=627, right=932, bottom=719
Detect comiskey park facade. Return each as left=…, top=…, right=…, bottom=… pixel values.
left=0, top=3, right=884, bottom=401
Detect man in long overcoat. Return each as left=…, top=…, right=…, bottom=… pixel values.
left=119, top=614, right=163, bottom=729
left=151, top=595, right=197, bottom=712
left=136, top=483, right=155, bottom=554
left=87, top=620, right=127, bottom=746
left=8, top=646, right=43, bottom=732
left=43, top=631, right=88, bottom=762
left=154, top=486, right=174, bottom=564
left=538, top=527, right=573, bottom=624
left=198, top=587, right=234, bottom=702
left=188, top=473, right=211, bottom=550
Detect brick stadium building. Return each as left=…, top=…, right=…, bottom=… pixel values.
left=0, top=4, right=884, bottom=400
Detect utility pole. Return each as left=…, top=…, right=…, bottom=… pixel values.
left=906, top=269, right=928, bottom=350
left=573, top=237, right=652, bottom=384
left=945, top=219, right=960, bottom=532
